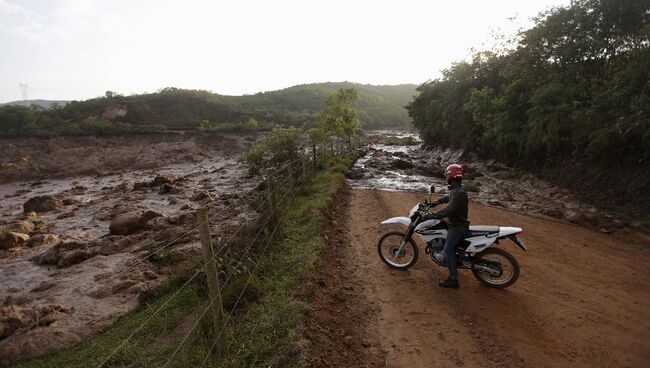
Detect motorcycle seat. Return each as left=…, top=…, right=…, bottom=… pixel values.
left=465, top=226, right=500, bottom=238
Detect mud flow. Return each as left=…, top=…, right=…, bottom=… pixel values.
left=350, top=131, right=635, bottom=234
left=0, top=134, right=258, bottom=364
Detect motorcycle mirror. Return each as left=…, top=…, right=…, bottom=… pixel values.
left=430, top=185, right=436, bottom=194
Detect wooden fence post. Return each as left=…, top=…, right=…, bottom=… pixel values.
left=266, top=169, right=277, bottom=234
left=197, top=208, right=225, bottom=358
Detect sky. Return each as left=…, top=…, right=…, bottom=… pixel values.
left=0, top=0, right=570, bottom=102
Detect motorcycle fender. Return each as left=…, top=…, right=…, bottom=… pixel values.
left=380, top=216, right=411, bottom=226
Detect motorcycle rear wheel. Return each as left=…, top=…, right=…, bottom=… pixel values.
left=471, top=247, right=520, bottom=288
left=377, top=231, right=418, bottom=270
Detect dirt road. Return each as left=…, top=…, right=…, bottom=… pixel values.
left=310, top=189, right=650, bottom=368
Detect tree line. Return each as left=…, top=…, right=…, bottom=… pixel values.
left=407, top=0, right=649, bottom=168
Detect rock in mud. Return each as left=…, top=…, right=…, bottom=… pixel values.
left=346, top=167, right=365, bottom=180
left=109, top=210, right=162, bottom=235
left=190, top=190, right=213, bottom=202
left=152, top=174, right=177, bottom=186
left=25, top=234, right=60, bottom=248
left=7, top=221, right=35, bottom=235
left=116, top=181, right=134, bottom=192
left=158, top=183, right=180, bottom=194
left=23, top=195, right=63, bottom=213
left=0, top=304, right=72, bottom=340
left=61, top=197, right=80, bottom=206
left=391, top=159, right=413, bottom=170
left=0, top=232, right=30, bottom=250
left=32, top=240, right=97, bottom=268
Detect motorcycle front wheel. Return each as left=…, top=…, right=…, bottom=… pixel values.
left=377, top=231, right=418, bottom=270
left=471, top=247, right=520, bottom=288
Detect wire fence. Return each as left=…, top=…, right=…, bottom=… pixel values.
left=97, top=153, right=312, bottom=368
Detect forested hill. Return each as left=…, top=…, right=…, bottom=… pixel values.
left=407, top=0, right=649, bottom=219
left=0, top=82, right=416, bottom=136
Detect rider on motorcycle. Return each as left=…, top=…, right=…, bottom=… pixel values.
left=422, top=164, right=469, bottom=289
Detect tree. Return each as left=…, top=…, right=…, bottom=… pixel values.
left=317, top=87, right=362, bottom=153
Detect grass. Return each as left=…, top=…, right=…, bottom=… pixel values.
left=10, top=155, right=352, bottom=368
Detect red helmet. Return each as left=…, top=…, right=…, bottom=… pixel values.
left=445, top=164, right=464, bottom=183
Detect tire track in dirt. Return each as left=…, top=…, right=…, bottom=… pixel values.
left=313, top=188, right=650, bottom=368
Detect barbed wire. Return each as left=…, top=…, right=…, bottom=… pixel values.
left=198, top=189, right=297, bottom=368
left=96, top=157, right=304, bottom=368
left=162, top=178, right=296, bottom=367
left=100, top=156, right=303, bottom=283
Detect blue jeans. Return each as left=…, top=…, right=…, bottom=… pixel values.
left=444, top=228, right=467, bottom=280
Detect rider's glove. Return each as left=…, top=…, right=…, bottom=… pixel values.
left=422, top=211, right=439, bottom=221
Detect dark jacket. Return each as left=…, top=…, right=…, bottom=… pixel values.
left=423, top=181, right=469, bottom=229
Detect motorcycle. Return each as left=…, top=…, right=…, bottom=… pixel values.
left=377, top=185, right=527, bottom=288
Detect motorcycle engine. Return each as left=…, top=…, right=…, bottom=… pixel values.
left=425, top=238, right=445, bottom=254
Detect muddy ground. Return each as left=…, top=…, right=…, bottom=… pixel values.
left=0, top=133, right=261, bottom=364
left=307, top=188, right=650, bottom=367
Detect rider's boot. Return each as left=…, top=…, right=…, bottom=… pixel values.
left=438, top=278, right=459, bottom=289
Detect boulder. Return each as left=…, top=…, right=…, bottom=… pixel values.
left=152, top=175, right=176, bottom=187
left=190, top=190, right=212, bottom=202
left=391, top=159, right=413, bottom=170
left=346, top=168, right=365, bottom=180
left=0, top=232, right=30, bottom=250
left=158, top=183, right=180, bottom=195
left=109, top=210, right=162, bottom=235
left=8, top=221, right=35, bottom=235
left=26, top=234, right=60, bottom=247
left=23, top=195, right=63, bottom=213
left=32, top=240, right=97, bottom=268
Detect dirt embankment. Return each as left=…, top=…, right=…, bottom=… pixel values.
left=0, top=133, right=256, bottom=183
left=307, top=188, right=650, bottom=367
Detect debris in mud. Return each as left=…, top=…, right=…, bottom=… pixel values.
left=190, top=190, right=213, bottom=202
left=109, top=210, right=162, bottom=235
left=6, top=221, right=35, bottom=235
left=0, top=304, right=73, bottom=340
left=32, top=240, right=97, bottom=268
left=25, top=234, right=59, bottom=248
left=0, top=232, right=30, bottom=250
left=391, top=159, right=413, bottom=170
left=22, top=195, right=63, bottom=213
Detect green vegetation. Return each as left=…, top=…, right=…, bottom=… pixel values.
left=407, top=0, right=649, bottom=168
left=317, top=87, right=362, bottom=148
left=244, top=127, right=302, bottom=175
left=0, top=82, right=415, bottom=137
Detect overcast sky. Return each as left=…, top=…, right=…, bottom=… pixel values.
left=0, top=0, right=569, bottom=102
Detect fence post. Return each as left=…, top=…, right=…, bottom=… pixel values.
left=266, top=169, right=277, bottom=234
left=197, top=208, right=225, bottom=358
left=287, top=160, right=294, bottom=184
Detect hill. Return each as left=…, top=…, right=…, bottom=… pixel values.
left=0, top=82, right=417, bottom=137
left=1, top=100, right=69, bottom=109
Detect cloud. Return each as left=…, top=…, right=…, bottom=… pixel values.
left=0, top=0, right=47, bottom=43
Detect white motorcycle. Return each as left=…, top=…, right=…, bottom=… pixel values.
left=378, top=186, right=527, bottom=288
